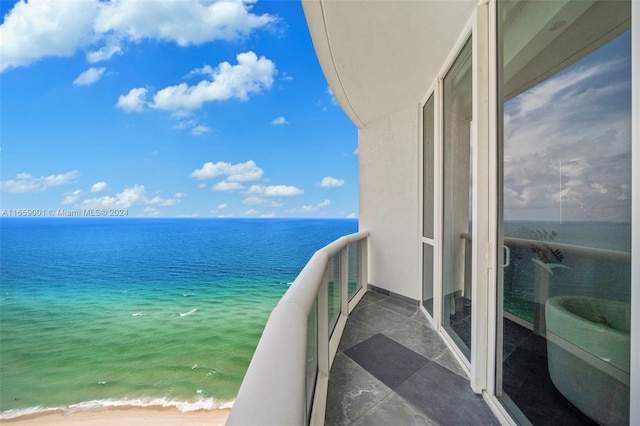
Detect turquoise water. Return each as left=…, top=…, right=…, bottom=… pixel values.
left=0, top=218, right=357, bottom=418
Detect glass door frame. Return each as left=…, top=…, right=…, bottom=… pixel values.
left=419, top=6, right=492, bottom=394
left=486, top=0, right=639, bottom=423
left=422, top=2, right=637, bottom=422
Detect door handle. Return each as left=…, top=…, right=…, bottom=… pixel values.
left=503, top=245, right=510, bottom=268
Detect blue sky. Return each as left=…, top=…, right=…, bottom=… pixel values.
left=0, top=0, right=358, bottom=218
left=503, top=31, right=631, bottom=223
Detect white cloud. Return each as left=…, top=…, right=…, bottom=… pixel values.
left=503, top=56, right=631, bottom=222
left=86, top=41, right=122, bottom=63
left=73, top=66, right=106, bottom=86
left=190, top=160, right=263, bottom=182
left=346, top=212, right=357, bottom=218
left=271, top=116, right=288, bottom=125
left=0, top=171, right=80, bottom=193
left=327, top=86, right=337, bottom=105
left=62, top=189, right=83, bottom=204
left=320, top=176, right=344, bottom=188
left=247, top=184, right=303, bottom=197
left=172, top=120, right=196, bottom=130
left=150, top=52, right=276, bottom=111
left=290, top=199, right=331, bottom=214
left=0, top=0, right=99, bottom=72
left=143, top=206, right=161, bottom=217
left=213, top=181, right=244, bottom=192
left=190, top=125, right=211, bottom=136
left=353, top=148, right=359, bottom=155
left=217, top=203, right=228, bottom=210
left=116, top=87, right=147, bottom=112
left=82, top=184, right=145, bottom=208
left=90, top=181, right=108, bottom=193
left=242, top=196, right=264, bottom=205
left=242, top=196, right=282, bottom=207
left=147, top=194, right=182, bottom=206
left=244, top=208, right=259, bottom=216
left=80, top=184, right=183, bottom=209
left=93, top=0, right=276, bottom=47
left=0, top=0, right=276, bottom=73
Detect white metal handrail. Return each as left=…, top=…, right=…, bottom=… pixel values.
left=227, top=231, right=369, bottom=426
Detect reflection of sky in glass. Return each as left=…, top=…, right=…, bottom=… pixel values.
left=503, top=31, right=631, bottom=223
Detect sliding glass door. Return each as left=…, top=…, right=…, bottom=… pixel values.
left=442, top=37, right=473, bottom=360
left=497, top=1, right=632, bottom=424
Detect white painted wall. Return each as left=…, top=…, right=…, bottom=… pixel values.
left=359, top=105, right=420, bottom=301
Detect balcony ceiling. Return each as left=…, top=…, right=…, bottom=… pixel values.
left=302, top=0, right=476, bottom=128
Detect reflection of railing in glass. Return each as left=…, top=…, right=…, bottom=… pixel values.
left=461, top=232, right=630, bottom=334
left=502, top=235, right=629, bottom=334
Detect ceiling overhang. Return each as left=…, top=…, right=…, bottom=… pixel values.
left=302, top=0, right=477, bottom=129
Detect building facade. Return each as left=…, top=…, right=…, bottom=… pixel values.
left=303, top=1, right=638, bottom=424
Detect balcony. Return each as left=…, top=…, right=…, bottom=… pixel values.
left=227, top=232, right=498, bottom=425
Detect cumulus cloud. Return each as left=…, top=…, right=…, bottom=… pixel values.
left=242, top=196, right=282, bottom=207
left=0, top=0, right=276, bottom=72
left=93, top=0, right=276, bottom=47
left=290, top=199, right=331, bottom=214
left=149, top=52, right=276, bottom=111
left=213, top=181, right=244, bottom=192
left=503, top=52, right=631, bottom=222
left=90, top=181, right=108, bottom=192
left=116, top=88, right=147, bottom=112
left=0, top=0, right=99, bottom=72
left=80, top=184, right=183, bottom=209
left=172, top=120, right=196, bottom=130
left=190, top=160, right=263, bottom=182
left=62, top=189, right=83, bottom=204
left=271, top=116, right=287, bottom=125
left=86, top=41, right=122, bottom=63
left=0, top=171, right=80, bottom=193
left=143, top=206, right=161, bottom=217
left=73, top=66, right=106, bottom=86
left=247, top=184, right=303, bottom=197
left=190, top=125, right=211, bottom=136
left=244, top=208, right=259, bottom=216
left=320, top=176, right=344, bottom=188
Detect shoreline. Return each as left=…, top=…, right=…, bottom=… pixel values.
left=0, top=407, right=230, bottom=425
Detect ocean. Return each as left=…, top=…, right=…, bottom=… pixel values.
left=0, top=218, right=358, bottom=419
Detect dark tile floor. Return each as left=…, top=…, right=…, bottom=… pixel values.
left=325, top=291, right=499, bottom=426
left=501, top=319, right=598, bottom=425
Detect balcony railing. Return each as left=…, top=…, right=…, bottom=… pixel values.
left=461, top=232, right=631, bottom=334
left=227, top=231, right=369, bottom=426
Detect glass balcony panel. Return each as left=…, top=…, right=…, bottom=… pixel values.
left=327, top=254, right=341, bottom=334
left=348, top=241, right=361, bottom=300
left=305, top=298, right=318, bottom=422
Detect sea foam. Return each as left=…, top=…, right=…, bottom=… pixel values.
left=0, top=397, right=235, bottom=419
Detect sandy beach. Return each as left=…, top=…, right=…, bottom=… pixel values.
left=0, top=407, right=230, bottom=425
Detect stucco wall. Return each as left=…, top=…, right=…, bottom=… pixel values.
left=359, top=105, right=420, bottom=301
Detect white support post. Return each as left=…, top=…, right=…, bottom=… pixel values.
left=361, top=238, right=368, bottom=292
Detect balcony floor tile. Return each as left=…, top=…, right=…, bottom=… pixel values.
left=326, top=290, right=499, bottom=426
left=324, top=352, right=392, bottom=426
left=344, top=333, right=429, bottom=390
